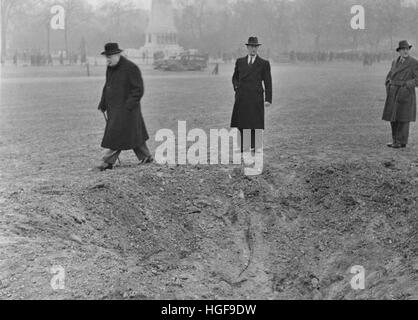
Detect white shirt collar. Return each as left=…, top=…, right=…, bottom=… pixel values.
left=248, top=54, right=257, bottom=64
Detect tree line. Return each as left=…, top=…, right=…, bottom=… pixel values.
left=2, top=0, right=418, bottom=60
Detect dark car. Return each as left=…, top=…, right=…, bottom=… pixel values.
left=154, top=53, right=208, bottom=71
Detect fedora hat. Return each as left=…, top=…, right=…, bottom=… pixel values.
left=101, top=43, right=123, bottom=56
left=246, top=37, right=261, bottom=47
left=396, top=40, right=412, bottom=52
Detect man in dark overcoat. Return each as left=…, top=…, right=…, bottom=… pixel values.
left=95, top=43, right=153, bottom=171
left=231, top=37, right=272, bottom=153
left=383, top=40, right=418, bottom=149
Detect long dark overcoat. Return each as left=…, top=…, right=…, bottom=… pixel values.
left=98, top=56, right=149, bottom=150
left=383, top=56, right=418, bottom=122
left=231, top=56, right=272, bottom=129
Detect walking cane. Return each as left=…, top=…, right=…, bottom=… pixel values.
left=102, top=111, right=122, bottom=166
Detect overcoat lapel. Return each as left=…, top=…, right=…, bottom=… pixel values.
left=241, top=56, right=261, bottom=80
left=392, top=57, right=413, bottom=77
left=240, top=55, right=252, bottom=79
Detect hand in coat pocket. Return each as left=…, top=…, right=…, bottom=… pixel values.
left=98, top=104, right=107, bottom=112
left=386, top=84, right=390, bottom=95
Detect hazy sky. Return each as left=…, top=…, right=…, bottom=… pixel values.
left=87, top=0, right=152, bottom=10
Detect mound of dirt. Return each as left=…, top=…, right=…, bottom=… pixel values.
left=0, top=157, right=417, bottom=299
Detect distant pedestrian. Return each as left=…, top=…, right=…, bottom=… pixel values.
left=23, top=51, right=28, bottom=65
left=289, top=50, right=296, bottom=63
left=383, top=40, right=418, bottom=149
left=13, top=51, right=18, bottom=66
left=94, top=43, right=153, bottom=172
left=47, top=54, right=53, bottom=66
left=212, top=63, right=219, bottom=75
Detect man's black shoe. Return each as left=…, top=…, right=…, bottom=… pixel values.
left=139, top=156, right=154, bottom=165
left=391, top=143, right=405, bottom=149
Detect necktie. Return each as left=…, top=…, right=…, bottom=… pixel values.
left=249, top=56, right=254, bottom=66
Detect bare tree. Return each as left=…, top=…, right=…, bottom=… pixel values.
left=176, top=0, right=208, bottom=45
left=56, top=0, right=86, bottom=56
left=296, top=0, right=337, bottom=51
left=1, top=0, right=23, bottom=60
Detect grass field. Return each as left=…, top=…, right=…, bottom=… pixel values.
left=0, top=62, right=417, bottom=300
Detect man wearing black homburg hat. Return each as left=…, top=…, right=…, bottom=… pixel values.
left=383, top=40, right=418, bottom=149
left=94, top=43, right=153, bottom=171
left=231, top=37, right=272, bottom=153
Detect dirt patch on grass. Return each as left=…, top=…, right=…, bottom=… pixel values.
left=1, top=156, right=417, bottom=299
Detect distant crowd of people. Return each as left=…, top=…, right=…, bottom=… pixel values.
left=288, top=50, right=394, bottom=65
left=27, top=51, right=53, bottom=66
left=3, top=50, right=89, bottom=67
left=0, top=48, right=398, bottom=68
left=205, top=49, right=395, bottom=66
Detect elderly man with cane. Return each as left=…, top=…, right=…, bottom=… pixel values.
left=94, top=43, right=153, bottom=172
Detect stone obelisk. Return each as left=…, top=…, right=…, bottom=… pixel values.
left=139, top=0, right=183, bottom=64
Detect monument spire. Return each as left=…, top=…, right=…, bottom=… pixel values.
left=139, top=0, right=183, bottom=64
left=147, top=0, right=177, bottom=34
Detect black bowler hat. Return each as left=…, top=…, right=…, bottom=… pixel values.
left=101, top=42, right=123, bottom=56
left=396, top=40, right=412, bottom=52
left=246, top=37, right=262, bottom=47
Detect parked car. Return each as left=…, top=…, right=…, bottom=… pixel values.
left=154, top=53, right=208, bottom=71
